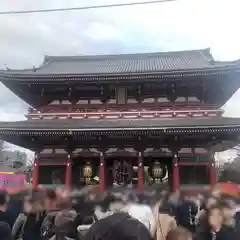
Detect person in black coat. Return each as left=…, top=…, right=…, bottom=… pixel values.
left=0, top=190, right=14, bottom=228
left=0, top=221, right=11, bottom=240
left=194, top=204, right=235, bottom=240
left=84, top=212, right=152, bottom=240
left=12, top=189, right=46, bottom=240
left=7, top=191, right=25, bottom=227
left=176, top=198, right=198, bottom=232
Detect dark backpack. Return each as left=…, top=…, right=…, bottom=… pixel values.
left=12, top=213, right=26, bottom=240
left=0, top=221, right=12, bottom=240
left=41, top=212, right=58, bottom=240
left=235, top=212, right=240, bottom=229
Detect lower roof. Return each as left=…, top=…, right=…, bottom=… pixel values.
left=0, top=118, right=240, bottom=135
left=1, top=118, right=239, bottom=151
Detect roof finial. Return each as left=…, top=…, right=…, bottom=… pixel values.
left=44, top=55, right=49, bottom=62
left=4, top=64, right=10, bottom=71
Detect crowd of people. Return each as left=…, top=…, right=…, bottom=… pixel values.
left=0, top=184, right=239, bottom=240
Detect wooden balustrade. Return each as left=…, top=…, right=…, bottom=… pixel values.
left=26, top=108, right=223, bottom=120
left=28, top=102, right=219, bottom=114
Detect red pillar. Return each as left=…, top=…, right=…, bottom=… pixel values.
left=99, top=152, right=105, bottom=192
left=138, top=152, right=144, bottom=191
left=172, top=153, right=180, bottom=191
left=210, top=160, right=217, bottom=186
left=33, top=153, right=39, bottom=188
left=65, top=154, right=72, bottom=186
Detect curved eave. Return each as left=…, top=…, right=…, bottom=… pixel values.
left=1, top=65, right=240, bottom=83
left=1, top=127, right=240, bottom=152
left=1, top=119, right=240, bottom=151
left=0, top=118, right=240, bottom=133
left=0, top=125, right=240, bottom=136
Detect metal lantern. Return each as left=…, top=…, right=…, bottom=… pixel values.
left=152, top=161, right=163, bottom=180
left=83, top=162, right=92, bottom=183
left=113, top=160, right=132, bottom=185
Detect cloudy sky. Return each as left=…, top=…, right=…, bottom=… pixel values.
left=0, top=0, right=240, bottom=159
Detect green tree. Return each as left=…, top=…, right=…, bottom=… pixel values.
left=24, top=157, right=34, bottom=183
left=218, top=152, right=240, bottom=183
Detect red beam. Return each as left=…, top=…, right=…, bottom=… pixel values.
left=179, top=162, right=209, bottom=166
left=39, top=154, right=67, bottom=158
left=178, top=153, right=208, bottom=156
left=39, top=162, right=67, bottom=166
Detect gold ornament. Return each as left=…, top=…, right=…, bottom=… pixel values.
left=83, top=162, right=92, bottom=183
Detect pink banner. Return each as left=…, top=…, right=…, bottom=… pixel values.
left=0, top=174, right=26, bottom=187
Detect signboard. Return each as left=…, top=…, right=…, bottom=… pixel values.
left=0, top=173, right=26, bottom=189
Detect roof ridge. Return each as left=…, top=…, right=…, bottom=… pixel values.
left=43, top=48, right=211, bottom=62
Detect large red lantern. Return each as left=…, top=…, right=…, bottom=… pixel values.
left=216, top=182, right=239, bottom=197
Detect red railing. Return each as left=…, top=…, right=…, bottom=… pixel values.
left=28, top=102, right=219, bottom=114
left=27, top=108, right=222, bottom=120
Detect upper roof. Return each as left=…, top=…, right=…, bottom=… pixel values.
left=1, top=48, right=240, bottom=77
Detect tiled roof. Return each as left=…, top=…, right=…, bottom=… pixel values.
left=37, top=49, right=214, bottom=74
left=1, top=118, right=239, bottom=151
left=0, top=118, right=239, bottom=133
left=2, top=48, right=239, bottom=76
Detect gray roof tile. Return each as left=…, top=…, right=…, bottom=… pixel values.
left=39, top=49, right=211, bottom=74
left=4, top=48, right=238, bottom=76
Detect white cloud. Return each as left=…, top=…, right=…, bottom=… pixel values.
left=0, top=0, right=240, bottom=162
left=83, top=22, right=122, bottom=41
left=216, top=149, right=238, bottom=164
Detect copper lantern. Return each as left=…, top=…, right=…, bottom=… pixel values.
left=152, top=161, right=163, bottom=180
left=83, top=162, right=92, bottom=183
